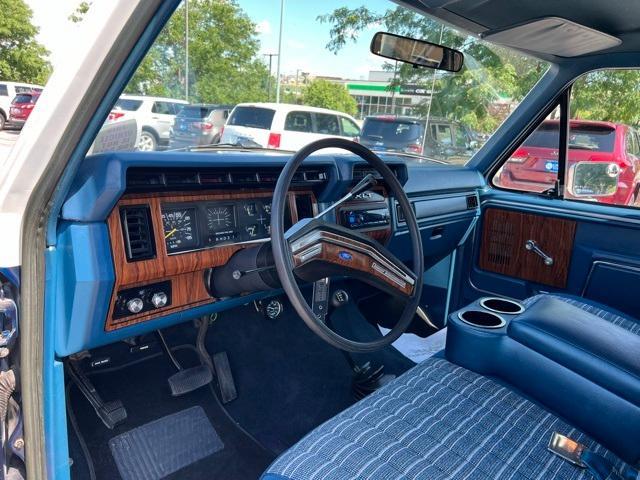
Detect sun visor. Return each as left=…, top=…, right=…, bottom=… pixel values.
left=482, top=17, right=621, bottom=57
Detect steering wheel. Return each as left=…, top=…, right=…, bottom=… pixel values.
left=271, top=138, right=424, bottom=353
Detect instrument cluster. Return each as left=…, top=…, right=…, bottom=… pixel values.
left=161, top=198, right=274, bottom=254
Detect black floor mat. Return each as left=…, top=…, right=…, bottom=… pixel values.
left=109, top=406, right=223, bottom=480
left=68, top=348, right=274, bottom=480
left=206, top=301, right=414, bottom=455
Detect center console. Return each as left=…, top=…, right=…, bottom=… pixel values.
left=446, top=295, right=640, bottom=464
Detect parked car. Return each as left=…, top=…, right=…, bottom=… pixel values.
left=220, top=102, right=361, bottom=151
left=7, top=90, right=42, bottom=130
left=498, top=119, right=640, bottom=205
left=0, top=82, right=43, bottom=130
left=108, top=95, right=188, bottom=151
left=358, top=115, right=478, bottom=163
left=169, top=104, right=233, bottom=149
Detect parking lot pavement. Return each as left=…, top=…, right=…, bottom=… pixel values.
left=0, top=130, right=20, bottom=160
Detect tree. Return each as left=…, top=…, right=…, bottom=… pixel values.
left=0, top=0, right=51, bottom=84
left=300, top=79, right=357, bottom=115
left=571, top=70, right=640, bottom=125
left=318, top=6, right=545, bottom=132
left=69, top=1, right=92, bottom=23
left=127, top=0, right=269, bottom=104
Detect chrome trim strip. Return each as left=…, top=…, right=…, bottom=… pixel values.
left=372, top=262, right=407, bottom=289
left=291, top=230, right=416, bottom=286
left=297, top=245, right=322, bottom=263
left=479, top=297, right=525, bottom=315
left=166, top=237, right=269, bottom=256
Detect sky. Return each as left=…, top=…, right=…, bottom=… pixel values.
left=24, top=0, right=394, bottom=80
left=25, top=0, right=87, bottom=70
left=243, top=0, right=390, bottom=79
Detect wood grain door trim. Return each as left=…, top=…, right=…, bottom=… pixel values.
left=478, top=208, right=576, bottom=288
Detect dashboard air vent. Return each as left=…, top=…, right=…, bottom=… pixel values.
left=125, top=166, right=330, bottom=192
left=466, top=194, right=479, bottom=210
left=120, top=205, right=156, bottom=261
left=165, top=171, right=200, bottom=186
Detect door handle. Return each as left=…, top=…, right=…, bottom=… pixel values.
left=525, top=240, right=554, bottom=266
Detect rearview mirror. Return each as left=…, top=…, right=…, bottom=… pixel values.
left=370, top=32, right=464, bottom=72
left=568, top=162, right=620, bottom=197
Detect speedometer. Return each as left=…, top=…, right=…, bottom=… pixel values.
left=162, top=207, right=198, bottom=253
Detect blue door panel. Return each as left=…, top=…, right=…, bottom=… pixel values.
left=462, top=190, right=640, bottom=316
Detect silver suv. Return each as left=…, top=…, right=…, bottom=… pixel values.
left=110, top=95, right=188, bottom=151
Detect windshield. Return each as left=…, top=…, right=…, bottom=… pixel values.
left=114, top=99, right=143, bottom=111
left=91, top=0, right=548, bottom=162
left=13, top=94, right=35, bottom=104
left=179, top=106, right=215, bottom=119
left=227, top=106, right=275, bottom=130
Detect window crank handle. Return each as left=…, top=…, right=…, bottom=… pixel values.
left=525, top=240, right=554, bottom=266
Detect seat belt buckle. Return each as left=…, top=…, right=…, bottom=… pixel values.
left=548, top=432, right=587, bottom=468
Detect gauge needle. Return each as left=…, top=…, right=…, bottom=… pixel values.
left=164, top=228, right=177, bottom=239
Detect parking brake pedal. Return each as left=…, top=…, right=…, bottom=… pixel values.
left=66, top=359, right=127, bottom=429
left=157, top=330, right=212, bottom=396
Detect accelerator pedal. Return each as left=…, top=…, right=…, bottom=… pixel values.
left=213, top=351, right=237, bottom=403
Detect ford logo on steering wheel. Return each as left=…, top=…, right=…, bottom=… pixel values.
left=338, top=251, right=353, bottom=261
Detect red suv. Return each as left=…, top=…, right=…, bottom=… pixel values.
left=8, top=91, right=41, bottom=129
left=498, top=119, right=640, bottom=206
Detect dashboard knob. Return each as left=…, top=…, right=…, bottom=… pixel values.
left=126, top=298, right=144, bottom=314
left=151, top=292, right=168, bottom=308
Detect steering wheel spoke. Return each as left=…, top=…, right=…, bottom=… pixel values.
left=311, top=277, right=331, bottom=323
left=289, top=221, right=416, bottom=298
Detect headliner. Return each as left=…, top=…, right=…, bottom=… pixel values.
left=399, top=0, right=640, bottom=62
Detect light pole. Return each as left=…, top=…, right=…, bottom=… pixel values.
left=185, top=0, right=189, bottom=102
left=264, top=53, right=278, bottom=101
left=275, top=0, right=285, bottom=103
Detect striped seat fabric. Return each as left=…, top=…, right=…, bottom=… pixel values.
left=522, top=294, right=640, bottom=335
left=262, top=357, right=627, bottom=480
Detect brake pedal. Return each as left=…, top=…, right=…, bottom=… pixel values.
left=213, top=351, right=237, bottom=403
left=168, top=364, right=213, bottom=397
left=157, top=330, right=213, bottom=396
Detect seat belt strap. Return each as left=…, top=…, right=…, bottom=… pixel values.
left=548, top=432, right=639, bottom=480
left=581, top=451, right=640, bottom=480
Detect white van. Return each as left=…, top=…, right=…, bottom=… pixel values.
left=0, top=81, right=43, bottom=130
left=220, top=102, right=361, bottom=151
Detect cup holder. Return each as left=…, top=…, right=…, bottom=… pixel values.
left=458, top=310, right=506, bottom=329
left=479, top=297, right=525, bottom=315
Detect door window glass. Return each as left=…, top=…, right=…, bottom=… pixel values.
left=340, top=117, right=360, bottom=137
left=566, top=69, right=640, bottom=207
left=284, top=111, right=312, bottom=132
left=152, top=102, right=173, bottom=115
left=493, top=109, right=560, bottom=194
left=314, top=113, right=339, bottom=135
left=0, top=85, right=7, bottom=97
left=432, top=124, right=453, bottom=145
left=454, top=126, right=468, bottom=147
